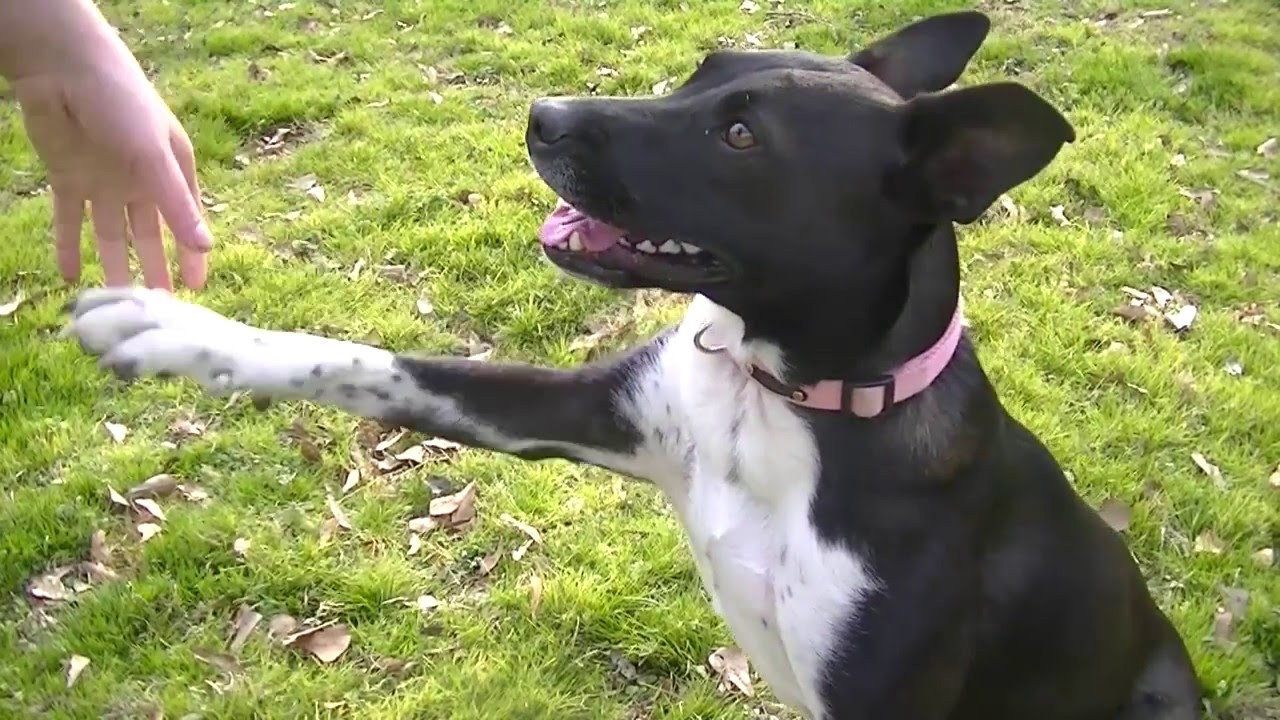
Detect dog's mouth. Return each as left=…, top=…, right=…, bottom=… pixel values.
left=537, top=199, right=734, bottom=289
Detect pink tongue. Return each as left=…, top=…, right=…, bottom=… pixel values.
left=538, top=199, right=625, bottom=252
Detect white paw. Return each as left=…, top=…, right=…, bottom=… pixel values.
left=64, top=287, right=260, bottom=392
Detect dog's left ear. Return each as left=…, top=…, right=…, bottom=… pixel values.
left=885, top=82, right=1075, bottom=224
left=850, top=11, right=991, bottom=99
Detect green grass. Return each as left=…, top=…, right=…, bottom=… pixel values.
left=2, top=0, right=1279, bottom=717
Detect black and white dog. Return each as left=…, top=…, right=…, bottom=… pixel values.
left=63, top=11, right=1202, bottom=720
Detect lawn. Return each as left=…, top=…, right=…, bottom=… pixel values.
left=1, top=0, right=1278, bottom=717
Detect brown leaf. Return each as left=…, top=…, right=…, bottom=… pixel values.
left=126, top=474, right=179, bottom=500
left=289, top=419, right=324, bottom=463
left=429, top=482, right=477, bottom=529
left=318, top=517, right=340, bottom=545
left=739, top=0, right=759, bottom=13
left=1268, top=463, right=1280, bottom=489
left=406, top=532, right=422, bottom=556
left=341, top=467, right=361, bottom=494
left=1164, top=304, right=1197, bottom=332
left=1211, top=610, right=1237, bottom=650
left=233, top=537, right=251, bottom=558
left=1252, top=548, right=1274, bottom=567
left=1194, top=531, right=1224, bottom=555
left=499, top=514, right=544, bottom=545
left=1191, top=453, right=1227, bottom=489
left=89, top=530, right=112, bottom=565
left=414, top=595, right=440, bottom=613
left=1112, top=303, right=1150, bottom=323
left=103, top=421, right=129, bottom=444
left=1258, top=137, right=1278, bottom=158
left=1236, top=168, right=1271, bottom=186
left=132, top=497, right=167, bottom=523
left=394, top=445, right=427, bottom=464
left=708, top=646, right=753, bottom=697
left=528, top=573, right=543, bottom=618
left=136, top=523, right=162, bottom=543
left=228, top=604, right=263, bottom=652
left=511, top=538, right=534, bottom=562
left=65, top=654, right=90, bottom=688
left=286, top=623, right=352, bottom=663
left=1097, top=498, right=1131, bottom=532
left=28, top=568, right=73, bottom=602
left=325, top=495, right=352, bottom=531
left=306, top=184, right=326, bottom=203
left=267, top=614, right=299, bottom=641
left=1049, top=204, right=1070, bottom=226
left=0, top=291, right=25, bottom=317
left=415, top=298, right=434, bottom=316
left=1221, top=586, right=1249, bottom=617
left=478, top=549, right=502, bottom=576
left=651, top=77, right=674, bottom=96
left=193, top=647, right=240, bottom=674
left=407, top=516, right=439, bottom=534
left=422, top=437, right=462, bottom=454
left=177, top=483, right=210, bottom=503
left=247, top=61, right=270, bottom=82
left=374, top=429, right=407, bottom=453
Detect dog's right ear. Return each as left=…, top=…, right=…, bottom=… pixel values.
left=884, top=82, right=1075, bottom=224
left=850, top=11, right=991, bottom=99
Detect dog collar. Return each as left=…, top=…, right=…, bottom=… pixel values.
left=693, top=298, right=965, bottom=418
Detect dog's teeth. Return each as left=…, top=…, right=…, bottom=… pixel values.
left=618, top=236, right=634, bottom=246
left=568, top=231, right=584, bottom=252
left=636, top=240, right=657, bottom=254
left=680, top=243, right=702, bottom=254
left=658, top=240, right=681, bottom=254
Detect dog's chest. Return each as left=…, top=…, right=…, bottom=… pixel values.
left=652, top=298, right=875, bottom=717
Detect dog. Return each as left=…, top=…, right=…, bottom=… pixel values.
left=63, top=11, right=1203, bottom=720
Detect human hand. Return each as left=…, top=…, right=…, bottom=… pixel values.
left=11, top=46, right=213, bottom=290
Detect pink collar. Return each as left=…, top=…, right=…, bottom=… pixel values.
left=693, top=298, right=965, bottom=418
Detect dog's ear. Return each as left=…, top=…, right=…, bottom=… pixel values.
left=885, top=82, right=1075, bottom=224
left=850, top=11, right=991, bottom=99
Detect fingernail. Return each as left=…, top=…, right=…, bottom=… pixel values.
left=193, top=220, right=214, bottom=251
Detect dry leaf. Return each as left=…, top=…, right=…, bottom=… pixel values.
left=512, top=538, right=534, bottom=562
left=1112, top=303, right=1150, bottom=323
left=998, top=194, right=1020, bottom=221
left=193, top=647, right=240, bottom=674
left=1268, top=463, right=1280, bottom=489
left=127, top=474, right=179, bottom=500
left=89, top=530, right=111, bottom=565
left=1150, top=286, right=1173, bottom=308
left=501, top=514, right=543, bottom=545
left=233, top=537, right=251, bottom=558
left=289, top=420, right=324, bottom=463
left=415, top=298, right=434, bottom=316
left=326, top=495, right=352, bottom=530
left=478, top=549, right=502, bottom=575
left=136, top=523, right=162, bottom=543
left=1258, top=137, right=1278, bottom=158
left=1194, top=531, right=1224, bottom=555
left=288, top=174, right=318, bottom=190
left=306, top=184, right=326, bottom=202
left=1236, top=169, right=1271, bottom=186
left=0, top=291, right=25, bottom=317
left=708, top=646, right=754, bottom=697
left=407, top=532, right=422, bottom=556
left=287, top=623, right=352, bottom=663
left=428, top=482, right=477, bottom=529
left=407, top=516, right=439, bottom=534
left=65, top=655, right=90, bottom=688
left=1221, top=586, right=1249, bottom=617
left=229, top=604, right=263, bottom=652
left=177, top=483, right=211, bottom=503
left=1164, top=304, right=1197, bottom=332
left=1211, top=610, right=1236, bottom=649
left=423, top=437, right=462, bottom=453
left=103, top=421, right=129, bottom=444
left=267, top=614, right=299, bottom=641
left=1191, top=453, right=1227, bottom=489
left=28, top=569, right=72, bottom=602
left=528, top=573, right=543, bottom=618
left=739, top=0, right=759, bottom=13
left=341, top=468, right=361, bottom=494
left=395, top=445, right=427, bottom=464
left=651, top=77, right=673, bottom=96
left=1049, top=205, right=1070, bottom=226
left=1097, top=498, right=1131, bottom=532
left=1252, top=548, right=1274, bottom=567
left=132, top=497, right=167, bottom=523
left=415, top=595, right=439, bottom=613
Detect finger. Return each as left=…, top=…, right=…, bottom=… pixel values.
left=51, top=188, right=86, bottom=284
left=126, top=202, right=173, bottom=292
left=176, top=239, right=209, bottom=290
left=90, top=201, right=132, bottom=287
left=143, top=144, right=213, bottom=253
left=170, top=126, right=204, bottom=212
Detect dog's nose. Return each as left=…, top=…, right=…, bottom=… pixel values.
left=528, top=98, right=577, bottom=146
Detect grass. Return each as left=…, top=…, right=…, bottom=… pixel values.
left=1, top=0, right=1278, bottom=717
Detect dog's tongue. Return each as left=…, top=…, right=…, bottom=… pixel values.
left=538, top=199, right=624, bottom=252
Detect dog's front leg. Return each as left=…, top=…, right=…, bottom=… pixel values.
left=64, top=288, right=679, bottom=481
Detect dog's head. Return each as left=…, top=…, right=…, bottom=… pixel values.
left=528, top=11, right=1073, bottom=329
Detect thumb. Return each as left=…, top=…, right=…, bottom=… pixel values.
left=144, top=148, right=213, bottom=253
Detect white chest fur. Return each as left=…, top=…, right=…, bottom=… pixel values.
left=648, top=296, right=877, bottom=719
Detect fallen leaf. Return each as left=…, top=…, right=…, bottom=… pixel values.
left=228, top=604, right=263, bottom=652
left=65, top=655, right=90, bottom=687
left=0, top=291, right=25, bottom=317
left=1258, top=137, right=1278, bottom=158
left=1164, top=304, right=1197, bottom=332
left=103, top=421, right=129, bottom=444
left=407, top=516, right=439, bottom=534
left=288, top=174, right=318, bottom=191
left=1191, top=453, right=1227, bottom=489
left=428, top=482, right=477, bottom=529
left=318, top=517, right=340, bottom=544
left=415, top=298, right=434, bottom=316
left=89, top=530, right=111, bottom=565
left=423, top=436, right=462, bottom=454
left=326, top=495, right=352, bottom=530
left=708, top=646, right=753, bottom=697
left=651, top=77, right=673, bottom=96
left=1211, top=610, right=1236, bottom=649
left=478, top=549, right=502, bottom=575
left=1253, top=548, right=1274, bottom=567
left=1178, top=187, right=1217, bottom=208
left=415, top=595, right=440, bottom=613
left=132, top=497, right=167, bottom=523
left=528, top=573, right=543, bottom=618
left=233, top=537, right=251, bottom=558
left=998, top=194, right=1020, bottom=221
left=511, top=538, right=534, bottom=562
left=739, top=0, right=759, bottom=13
left=1169, top=152, right=1187, bottom=167
left=193, top=647, right=240, bottom=674
left=28, top=569, right=72, bottom=602
left=126, top=474, right=179, bottom=500
left=341, top=467, right=361, bottom=494
left=1141, top=8, right=1173, bottom=17
left=177, top=483, right=211, bottom=503
left=467, top=346, right=494, bottom=362
left=1150, top=286, right=1173, bottom=308
left=1221, top=586, right=1249, bottom=617
left=288, top=419, right=324, bottom=463
left=1236, top=168, right=1271, bottom=186
left=286, top=623, right=352, bottom=663
left=1268, top=463, right=1280, bottom=489
left=1097, top=498, right=1131, bottom=532
left=395, top=444, right=427, bottom=464
left=500, top=514, right=544, bottom=545
left=407, top=532, right=422, bottom=556
left=136, top=523, right=162, bottom=543
left=1112, top=303, right=1150, bottom=323
left=1049, top=205, right=1070, bottom=226
left=1194, top=531, right=1224, bottom=555
left=267, top=614, right=299, bottom=641
left=1223, top=359, right=1244, bottom=377
left=306, top=184, right=326, bottom=202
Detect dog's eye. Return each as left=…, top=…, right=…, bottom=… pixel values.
left=724, top=122, right=756, bottom=150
